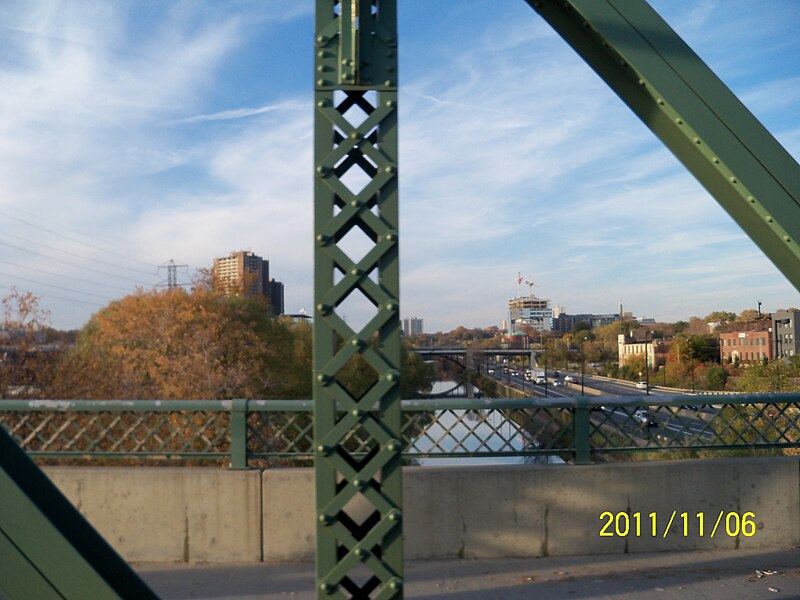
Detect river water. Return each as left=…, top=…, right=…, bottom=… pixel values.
left=407, top=381, right=564, bottom=466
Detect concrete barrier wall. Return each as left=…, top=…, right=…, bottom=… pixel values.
left=47, top=457, right=800, bottom=563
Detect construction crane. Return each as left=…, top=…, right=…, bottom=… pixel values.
left=525, top=277, right=538, bottom=297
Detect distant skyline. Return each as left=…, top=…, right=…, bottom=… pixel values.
left=0, top=1, right=798, bottom=331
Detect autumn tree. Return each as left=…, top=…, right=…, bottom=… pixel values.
left=51, top=288, right=299, bottom=400
left=0, top=289, right=58, bottom=398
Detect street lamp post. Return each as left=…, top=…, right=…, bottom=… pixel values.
left=644, top=331, right=652, bottom=396
left=580, top=336, right=587, bottom=396
left=543, top=333, right=548, bottom=398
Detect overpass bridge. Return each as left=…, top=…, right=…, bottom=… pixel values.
left=3, top=0, right=800, bottom=598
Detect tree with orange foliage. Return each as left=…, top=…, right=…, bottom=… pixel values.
left=51, top=287, right=308, bottom=400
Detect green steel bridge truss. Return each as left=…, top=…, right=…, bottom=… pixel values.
left=1, top=1, right=799, bottom=598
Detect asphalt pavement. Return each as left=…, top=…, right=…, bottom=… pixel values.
left=136, top=547, right=800, bottom=599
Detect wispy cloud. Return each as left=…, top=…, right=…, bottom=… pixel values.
left=170, top=100, right=305, bottom=124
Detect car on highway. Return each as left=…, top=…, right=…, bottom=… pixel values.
left=552, top=379, right=563, bottom=387
left=635, top=381, right=648, bottom=390
left=634, top=409, right=657, bottom=427
left=533, top=375, right=546, bottom=385
left=564, top=374, right=576, bottom=383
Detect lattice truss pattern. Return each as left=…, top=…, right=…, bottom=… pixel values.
left=313, top=1, right=402, bottom=597
left=588, top=402, right=800, bottom=453
left=2, top=410, right=229, bottom=458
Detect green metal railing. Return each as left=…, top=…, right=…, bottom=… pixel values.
left=2, top=394, right=799, bottom=467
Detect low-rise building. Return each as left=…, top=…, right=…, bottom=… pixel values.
left=617, top=334, right=672, bottom=369
left=719, top=320, right=773, bottom=364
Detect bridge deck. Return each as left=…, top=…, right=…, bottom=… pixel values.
left=137, top=547, right=800, bottom=599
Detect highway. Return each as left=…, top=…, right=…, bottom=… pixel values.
left=484, top=364, right=716, bottom=443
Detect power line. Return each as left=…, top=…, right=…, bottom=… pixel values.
left=0, top=284, right=106, bottom=309
left=0, top=228, right=156, bottom=278
left=0, top=202, right=163, bottom=264
left=0, top=208, right=159, bottom=271
left=0, top=260, right=134, bottom=293
left=0, top=239, right=152, bottom=285
left=0, top=269, right=116, bottom=301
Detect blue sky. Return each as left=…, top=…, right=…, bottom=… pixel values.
left=0, top=1, right=798, bottom=332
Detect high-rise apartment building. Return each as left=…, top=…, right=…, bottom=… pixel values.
left=212, top=251, right=284, bottom=315
left=402, top=317, right=423, bottom=336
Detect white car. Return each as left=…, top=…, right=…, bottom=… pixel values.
left=533, top=376, right=546, bottom=385
left=564, top=375, right=575, bottom=383
left=635, top=381, right=648, bottom=390
left=634, top=409, right=657, bottom=427
left=552, top=379, right=563, bottom=387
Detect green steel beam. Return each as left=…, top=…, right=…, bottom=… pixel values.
left=0, top=426, right=159, bottom=599
left=314, top=1, right=402, bottom=598
left=527, top=0, right=800, bottom=291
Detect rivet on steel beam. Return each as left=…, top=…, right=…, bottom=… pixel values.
left=316, top=165, right=328, bottom=176
left=730, top=177, right=738, bottom=184
left=388, top=509, right=402, bottom=522
left=316, top=79, right=326, bottom=87
left=388, top=578, right=403, bottom=591
left=384, top=80, right=393, bottom=86
left=351, top=338, right=364, bottom=347
left=319, top=582, right=335, bottom=593
left=693, top=137, right=701, bottom=144
left=675, top=118, right=683, bottom=125
left=384, top=165, right=396, bottom=174
left=317, top=444, right=333, bottom=456
left=350, top=199, right=362, bottom=208
left=385, top=301, right=398, bottom=311
left=657, top=99, right=665, bottom=105
left=317, top=303, right=332, bottom=315
left=637, top=79, right=645, bottom=86
left=316, top=99, right=329, bottom=108
left=317, top=65, right=325, bottom=73
left=350, top=267, right=363, bottom=276
left=316, top=234, right=330, bottom=246
left=712, top=157, right=720, bottom=164
left=766, top=216, right=774, bottom=223
left=352, top=478, right=365, bottom=489
left=748, top=196, right=756, bottom=203
left=385, top=232, right=398, bottom=242
left=318, top=513, right=333, bottom=524
left=349, top=131, right=361, bottom=140
left=317, top=51, right=326, bottom=59
left=341, top=59, right=348, bottom=65
left=355, top=547, right=369, bottom=558
left=385, top=371, right=400, bottom=382
left=785, top=236, right=792, bottom=243
left=386, top=439, right=401, bottom=452
left=385, top=100, right=396, bottom=108
left=351, top=408, right=364, bottom=417
left=316, top=35, right=328, bottom=45
left=317, top=374, right=332, bottom=385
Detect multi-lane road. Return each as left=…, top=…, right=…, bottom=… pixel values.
left=484, top=365, right=716, bottom=443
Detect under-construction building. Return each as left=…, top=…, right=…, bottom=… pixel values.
left=508, top=295, right=554, bottom=331
left=212, top=251, right=284, bottom=315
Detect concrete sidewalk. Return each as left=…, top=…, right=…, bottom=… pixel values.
left=137, top=547, right=800, bottom=599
